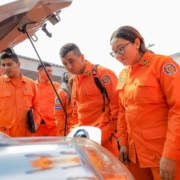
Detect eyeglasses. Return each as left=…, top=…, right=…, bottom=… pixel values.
left=110, top=42, right=130, bottom=57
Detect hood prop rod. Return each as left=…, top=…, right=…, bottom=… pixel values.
left=18, top=24, right=68, bottom=136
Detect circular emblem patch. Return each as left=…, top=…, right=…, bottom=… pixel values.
left=163, top=63, right=177, bottom=75
left=102, top=74, right=110, bottom=84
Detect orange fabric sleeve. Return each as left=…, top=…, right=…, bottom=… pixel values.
left=55, top=89, right=67, bottom=136
left=71, top=83, right=79, bottom=127
left=99, top=68, right=119, bottom=133
left=159, top=58, right=180, bottom=161
left=117, top=96, right=128, bottom=146
left=54, top=82, right=60, bottom=90
left=31, top=83, right=42, bottom=125
left=116, top=69, right=129, bottom=146
left=70, top=101, right=79, bottom=129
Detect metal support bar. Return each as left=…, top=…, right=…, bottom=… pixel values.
left=18, top=25, right=68, bottom=136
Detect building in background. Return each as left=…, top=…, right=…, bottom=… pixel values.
left=170, top=52, right=180, bottom=65
left=18, top=54, right=66, bottom=82
left=13, top=52, right=180, bottom=82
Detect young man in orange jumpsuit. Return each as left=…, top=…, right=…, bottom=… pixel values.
left=59, top=43, right=119, bottom=157
left=110, top=25, right=180, bottom=180
left=55, top=72, right=77, bottom=136
left=34, top=62, right=60, bottom=136
left=0, top=53, right=41, bottom=137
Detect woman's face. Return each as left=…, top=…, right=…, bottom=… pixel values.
left=110, top=37, right=140, bottom=67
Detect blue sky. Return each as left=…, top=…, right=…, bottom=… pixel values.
left=4, top=0, right=180, bottom=76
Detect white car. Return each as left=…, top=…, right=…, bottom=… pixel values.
left=0, top=1, right=134, bottom=179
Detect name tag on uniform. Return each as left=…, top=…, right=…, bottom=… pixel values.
left=55, top=106, right=62, bottom=110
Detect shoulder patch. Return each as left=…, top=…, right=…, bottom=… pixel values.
left=102, top=74, right=110, bottom=84
left=163, top=63, right=177, bottom=75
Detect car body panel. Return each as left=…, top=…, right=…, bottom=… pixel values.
left=0, top=132, right=134, bottom=180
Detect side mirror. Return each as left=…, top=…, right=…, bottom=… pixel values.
left=67, top=126, right=101, bottom=145
left=73, top=129, right=89, bottom=138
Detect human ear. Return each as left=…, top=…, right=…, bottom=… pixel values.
left=80, top=54, right=85, bottom=62
left=135, top=38, right=140, bottom=48
left=17, top=61, right=21, bottom=68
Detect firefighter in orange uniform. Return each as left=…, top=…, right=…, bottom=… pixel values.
left=34, top=62, right=60, bottom=136
left=55, top=72, right=77, bottom=136
left=59, top=43, right=119, bottom=157
left=0, top=53, right=41, bottom=137
left=110, top=26, right=180, bottom=180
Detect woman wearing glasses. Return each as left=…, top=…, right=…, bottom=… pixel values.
left=110, top=26, right=180, bottom=180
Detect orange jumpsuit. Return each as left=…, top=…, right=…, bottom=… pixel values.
left=0, top=74, right=41, bottom=137
left=34, top=80, right=60, bottom=136
left=72, top=60, right=119, bottom=157
left=55, top=89, right=78, bottom=136
left=117, top=52, right=180, bottom=179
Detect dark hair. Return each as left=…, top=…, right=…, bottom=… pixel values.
left=60, top=72, right=73, bottom=105
left=0, top=53, right=19, bottom=63
left=110, top=26, right=149, bottom=55
left=37, top=62, right=52, bottom=70
left=59, top=43, right=81, bottom=58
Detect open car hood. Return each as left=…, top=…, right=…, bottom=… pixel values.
left=0, top=0, right=73, bottom=53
